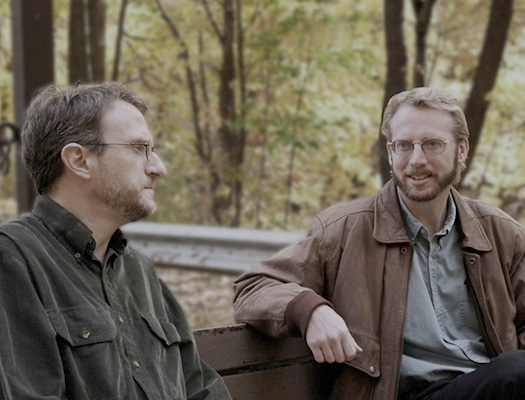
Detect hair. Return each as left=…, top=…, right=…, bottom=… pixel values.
left=22, top=82, right=148, bottom=194
left=380, top=87, right=469, bottom=143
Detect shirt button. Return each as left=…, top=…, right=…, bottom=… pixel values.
left=469, top=257, right=476, bottom=265
left=369, top=365, right=376, bottom=374
left=400, top=247, right=408, bottom=255
left=81, top=329, right=91, bottom=339
left=74, top=252, right=81, bottom=259
left=133, top=361, right=140, bottom=369
left=119, top=316, right=125, bottom=324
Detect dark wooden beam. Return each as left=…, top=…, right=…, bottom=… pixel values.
left=11, top=0, right=54, bottom=213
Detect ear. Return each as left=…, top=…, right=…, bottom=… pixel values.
left=386, top=142, right=393, bottom=167
left=457, top=138, right=469, bottom=164
left=60, top=143, right=93, bottom=180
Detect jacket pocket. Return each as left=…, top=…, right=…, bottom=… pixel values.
left=140, top=313, right=181, bottom=346
left=344, top=328, right=381, bottom=378
left=47, top=307, right=117, bottom=346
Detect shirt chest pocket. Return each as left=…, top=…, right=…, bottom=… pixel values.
left=141, top=313, right=181, bottom=348
left=140, top=313, right=186, bottom=398
left=46, top=307, right=124, bottom=399
left=47, top=307, right=117, bottom=346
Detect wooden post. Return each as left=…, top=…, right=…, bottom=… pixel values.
left=11, top=0, right=55, bottom=213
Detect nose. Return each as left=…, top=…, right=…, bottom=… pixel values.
left=146, top=152, right=167, bottom=178
left=408, top=143, right=428, bottom=166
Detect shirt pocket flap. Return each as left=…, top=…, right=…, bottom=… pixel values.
left=344, top=329, right=381, bottom=378
left=47, top=307, right=117, bottom=347
left=141, top=313, right=181, bottom=346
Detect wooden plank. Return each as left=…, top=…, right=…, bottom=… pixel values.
left=194, top=324, right=313, bottom=373
left=223, top=363, right=323, bottom=400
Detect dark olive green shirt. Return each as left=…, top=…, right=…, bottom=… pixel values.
left=0, top=195, right=231, bottom=400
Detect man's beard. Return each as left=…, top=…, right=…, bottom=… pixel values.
left=95, top=167, right=155, bottom=222
left=392, top=156, right=458, bottom=202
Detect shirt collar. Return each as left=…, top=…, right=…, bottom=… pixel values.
left=397, top=188, right=457, bottom=243
left=32, top=195, right=127, bottom=261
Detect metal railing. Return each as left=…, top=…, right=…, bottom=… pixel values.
left=122, top=221, right=305, bottom=275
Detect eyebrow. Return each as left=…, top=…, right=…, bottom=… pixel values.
left=127, top=138, right=152, bottom=143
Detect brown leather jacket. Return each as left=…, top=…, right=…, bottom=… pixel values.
left=233, top=180, right=525, bottom=400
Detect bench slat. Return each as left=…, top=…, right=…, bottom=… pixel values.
left=194, top=324, right=313, bottom=373
left=194, top=324, right=323, bottom=399
left=222, top=363, right=321, bottom=400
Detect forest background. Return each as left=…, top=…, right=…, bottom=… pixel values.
left=1, top=0, right=525, bottom=229
left=0, top=0, right=524, bottom=327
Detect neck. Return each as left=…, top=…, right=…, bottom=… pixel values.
left=400, top=188, right=451, bottom=237
left=48, top=189, right=124, bottom=262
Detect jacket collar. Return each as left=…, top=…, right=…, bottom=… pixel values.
left=373, top=180, right=410, bottom=244
left=373, top=180, right=492, bottom=252
left=450, top=188, right=492, bottom=252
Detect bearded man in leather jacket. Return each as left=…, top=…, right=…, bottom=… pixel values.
left=233, top=87, right=525, bottom=400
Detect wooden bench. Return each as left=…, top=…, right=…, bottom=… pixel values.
left=194, top=324, right=322, bottom=399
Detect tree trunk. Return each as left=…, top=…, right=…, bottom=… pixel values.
left=112, top=0, right=128, bottom=81
left=69, top=0, right=106, bottom=83
left=412, top=0, right=437, bottom=87
left=463, top=0, right=514, bottom=174
left=213, top=0, right=239, bottom=226
left=378, top=0, right=408, bottom=184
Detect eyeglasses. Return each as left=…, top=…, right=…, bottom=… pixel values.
left=86, top=141, right=156, bottom=160
left=388, top=138, right=457, bottom=156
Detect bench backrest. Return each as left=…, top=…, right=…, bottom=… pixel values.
left=194, top=324, right=322, bottom=399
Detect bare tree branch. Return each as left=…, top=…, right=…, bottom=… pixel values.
left=236, top=0, right=247, bottom=164
left=202, top=0, right=223, bottom=41
left=198, top=30, right=212, bottom=161
left=155, top=0, right=208, bottom=163
left=243, top=0, right=265, bottom=34
left=284, top=25, right=315, bottom=228
left=155, top=0, right=190, bottom=56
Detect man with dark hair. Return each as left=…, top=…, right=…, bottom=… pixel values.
left=0, top=83, right=231, bottom=399
left=233, top=87, right=525, bottom=400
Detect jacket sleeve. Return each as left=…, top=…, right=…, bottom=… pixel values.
left=159, top=281, right=232, bottom=400
left=0, top=235, right=66, bottom=399
left=233, top=216, right=334, bottom=338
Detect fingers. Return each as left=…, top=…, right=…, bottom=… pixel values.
left=305, top=306, right=363, bottom=364
left=310, top=344, right=325, bottom=364
left=341, top=330, right=363, bottom=361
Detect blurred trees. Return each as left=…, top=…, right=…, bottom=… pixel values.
left=1, top=0, right=525, bottom=228
left=155, top=0, right=249, bottom=226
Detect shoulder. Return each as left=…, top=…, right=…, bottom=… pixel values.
left=455, top=193, right=525, bottom=253
left=461, top=196, right=524, bottom=232
left=315, top=193, right=377, bottom=229
left=0, top=215, right=37, bottom=253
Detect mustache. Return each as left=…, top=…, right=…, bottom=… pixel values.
left=405, top=167, right=434, bottom=176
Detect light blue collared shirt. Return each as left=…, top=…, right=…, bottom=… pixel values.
left=397, top=189, right=489, bottom=393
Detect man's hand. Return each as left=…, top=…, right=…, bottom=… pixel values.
left=305, top=305, right=363, bottom=363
